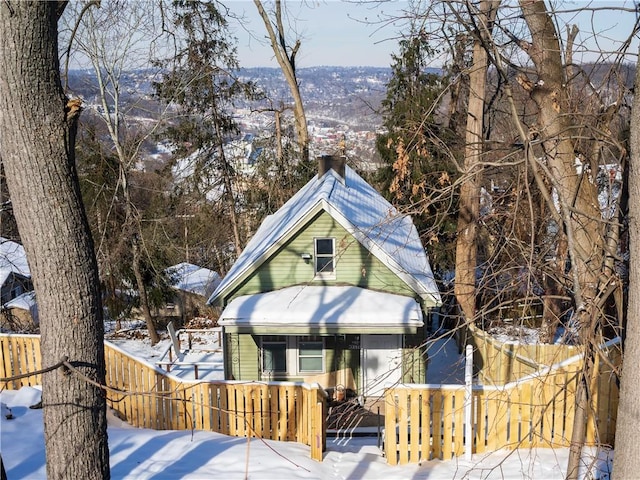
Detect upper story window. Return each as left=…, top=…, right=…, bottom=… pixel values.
left=314, top=237, right=335, bottom=279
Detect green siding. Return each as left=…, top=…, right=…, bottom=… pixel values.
left=225, top=333, right=259, bottom=380
left=334, top=335, right=361, bottom=390
left=401, top=327, right=429, bottom=383
left=225, top=211, right=417, bottom=304
left=402, top=346, right=428, bottom=384
left=227, top=333, right=361, bottom=389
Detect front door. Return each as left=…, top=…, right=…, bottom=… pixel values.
left=361, top=334, right=402, bottom=398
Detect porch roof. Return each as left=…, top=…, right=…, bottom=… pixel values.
left=218, top=285, right=424, bottom=335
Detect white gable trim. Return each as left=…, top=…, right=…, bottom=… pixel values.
left=208, top=201, right=326, bottom=305
left=208, top=166, right=441, bottom=308
left=322, top=200, right=441, bottom=307
left=210, top=199, right=439, bottom=307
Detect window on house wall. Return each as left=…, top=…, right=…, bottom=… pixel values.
left=314, top=237, right=335, bottom=279
left=10, top=284, right=23, bottom=299
left=298, top=336, right=324, bottom=373
left=260, top=336, right=325, bottom=376
left=262, top=336, right=287, bottom=373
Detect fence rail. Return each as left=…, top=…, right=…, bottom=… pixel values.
left=0, top=334, right=326, bottom=461
left=0, top=333, right=42, bottom=389
left=384, top=338, right=621, bottom=465
left=1, top=333, right=620, bottom=466
left=467, top=323, right=581, bottom=384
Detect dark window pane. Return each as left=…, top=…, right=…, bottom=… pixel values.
left=316, top=257, right=333, bottom=273
left=263, top=343, right=286, bottom=372
left=316, top=238, right=333, bottom=255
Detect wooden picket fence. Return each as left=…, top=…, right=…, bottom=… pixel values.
left=383, top=337, right=621, bottom=465
left=0, top=333, right=42, bottom=388
left=467, top=323, right=581, bottom=384
left=0, top=334, right=326, bottom=461
left=1, top=333, right=620, bottom=466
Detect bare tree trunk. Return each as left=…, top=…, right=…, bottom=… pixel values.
left=275, top=108, right=283, bottom=164
left=446, top=33, right=468, bottom=133
left=131, top=238, right=159, bottom=344
left=254, top=0, right=309, bottom=163
left=0, top=3, right=110, bottom=478
left=119, top=166, right=160, bottom=345
left=611, top=47, right=640, bottom=480
left=212, top=109, right=243, bottom=256
left=541, top=233, right=567, bottom=343
left=72, top=1, right=165, bottom=346
left=516, top=3, right=605, bottom=477
left=454, top=0, right=498, bottom=323
left=518, top=0, right=603, bottom=313
left=218, top=153, right=243, bottom=257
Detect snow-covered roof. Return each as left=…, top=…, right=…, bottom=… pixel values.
left=219, top=285, right=423, bottom=333
left=3, top=291, right=39, bottom=324
left=208, top=164, right=442, bottom=307
left=166, top=263, right=221, bottom=298
left=0, top=237, right=30, bottom=287
left=3, top=290, right=36, bottom=310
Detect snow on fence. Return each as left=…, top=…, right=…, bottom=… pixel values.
left=383, top=338, right=621, bottom=465
left=1, top=333, right=620, bottom=466
left=154, top=323, right=224, bottom=379
left=467, top=324, right=582, bottom=384
left=0, top=334, right=327, bottom=462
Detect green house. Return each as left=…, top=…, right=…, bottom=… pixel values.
left=207, top=156, right=441, bottom=401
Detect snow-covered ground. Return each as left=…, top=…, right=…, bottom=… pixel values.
left=0, top=385, right=613, bottom=479
left=0, top=328, right=614, bottom=479
left=106, top=325, right=466, bottom=384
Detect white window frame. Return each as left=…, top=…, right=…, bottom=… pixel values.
left=297, top=337, right=325, bottom=373
left=260, top=336, right=325, bottom=377
left=314, top=237, right=336, bottom=279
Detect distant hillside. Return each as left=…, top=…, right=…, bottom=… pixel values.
left=66, top=66, right=432, bottom=131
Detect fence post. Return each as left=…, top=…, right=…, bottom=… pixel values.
left=310, top=400, right=323, bottom=461
left=465, top=344, right=473, bottom=461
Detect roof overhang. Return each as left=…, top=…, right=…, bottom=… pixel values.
left=322, top=200, right=442, bottom=307
left=218, top=285, right=424, bottom=335
left=207, top=201, right=326, bottom=306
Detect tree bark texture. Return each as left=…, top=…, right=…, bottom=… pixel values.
left=454, top=0, right=498, bottom=322
left=517, top=3, right=606, bottom=478
left=120, top=166, right=160, bottom=345
left=0, top=3, right=110, bottom=479
left=611, top=47, right=640, bottom=480
left=519, top=0, right=603, bottom=314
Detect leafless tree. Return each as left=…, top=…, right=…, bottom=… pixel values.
left=454, top=0, right=499, bottom=322
left=612, top=44, right=640, bottom=480
left=61, top=0, right=170, bottom=344
left=382, top=1, right=636, bottom=473
left=254, top=0, right=310, bottom=164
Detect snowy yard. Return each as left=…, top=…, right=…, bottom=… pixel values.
left=0, top=327, right=614, bottom=479
left=1, top=385, right=613, bottom=479
left=105, top=322, right=466, bottom=384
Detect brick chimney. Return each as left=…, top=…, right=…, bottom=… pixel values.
left=318, top=155, right=346, bottom=179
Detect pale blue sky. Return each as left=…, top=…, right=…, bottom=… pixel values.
left=227, top=1, right=411, bottom=68
left=226, top=1, right=639, bottom=68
